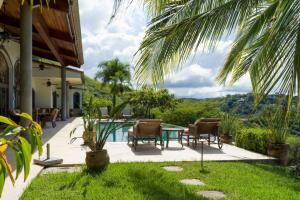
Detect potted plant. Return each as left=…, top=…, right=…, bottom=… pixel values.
left=84, top=101, right=129, bottom=170
left=263, top=107, right=289, bottom=165
left=219, top=113, right=241, bottom=144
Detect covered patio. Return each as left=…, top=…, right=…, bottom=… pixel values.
left=0, top=0, right=83, bottom=120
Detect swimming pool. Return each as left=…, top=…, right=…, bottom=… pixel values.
left=97, top=122, right=186, bottom=142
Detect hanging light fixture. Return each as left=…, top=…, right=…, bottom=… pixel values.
left=46, top=79, right=52, bottom=87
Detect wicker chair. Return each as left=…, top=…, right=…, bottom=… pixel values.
left=184, top=118, right=220, bottom=148
left=41, top=108, right=59, bottom=128
left=128, top=119, right=163, bottom=150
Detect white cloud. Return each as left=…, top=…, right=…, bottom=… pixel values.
left=78, top=0, right=252, bottom=98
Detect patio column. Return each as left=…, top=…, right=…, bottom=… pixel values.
left=66, top=81, right=70, bottom=119
left=61, top=67, right=67, bottom=121
left=20, top=3, right=32, bottom=116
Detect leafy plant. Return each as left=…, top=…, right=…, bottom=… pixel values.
left=0, top=113, right=43, bottom=196
left=82, top=97, right=100, bottom=133
left=259, top=106, right=289, bottom=144
left=219, top=112, right=242, bottom=137
left=88, top=101, right=130, bottom=151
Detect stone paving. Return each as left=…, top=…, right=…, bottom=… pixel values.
left=197, top=191, right=226, bottom=199
left=2, top=117, right=275, bottom=200
left=163, top=166, right=183, bottom=172
left=180, top=179, right=205, bottom=186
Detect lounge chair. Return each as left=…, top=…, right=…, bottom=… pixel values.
left=40, top=108, right=59, bottom=128
left=128, top=119, right=163, bottom=150
left=100, top=107, right=109, bottom=118
left=184, top=118, right=219, bottom=148
left=122, top=107, right=133, bottom=119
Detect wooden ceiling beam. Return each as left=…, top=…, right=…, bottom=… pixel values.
left=33, top=40, right=76, bottom=58
left=0, top=15, right=74, bottom=43
left=33, top=50, right=78, bottom=66
left=33, top=9, right=65, bottom=66
left=32, top=0, right=69, bottom=12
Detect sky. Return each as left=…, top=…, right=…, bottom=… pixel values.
left=78, top=0, right=252, bottom=99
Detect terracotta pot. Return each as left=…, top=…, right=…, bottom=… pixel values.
left=221, top=133, right=232, bottom=144
left=268, top=143, right=289, bottom=165
left=86, top=149, right=110, bottom=170
left=82, top=131, right=96, bottom=145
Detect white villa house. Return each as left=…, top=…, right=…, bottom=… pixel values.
left=0, top=0, right=84, bottom=120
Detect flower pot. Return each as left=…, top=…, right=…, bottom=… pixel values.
left=82, top=131, right=96, bottom=145
left=86, top=149, right=110, bottom=170
left=267, top=143, right=289, bottom=165
left=221, top=133, right=232, bottom=144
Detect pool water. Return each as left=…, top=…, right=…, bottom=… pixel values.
left=97, top=122, right=186, bottom=142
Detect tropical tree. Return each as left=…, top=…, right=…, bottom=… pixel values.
left=94, top=58, right=131, bottom=109
left=113, top=0, right=300, bottom=109
left=128, top=86, right=180, bottom=118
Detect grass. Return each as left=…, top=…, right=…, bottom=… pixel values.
left=21, top=161, right=300, bottom=200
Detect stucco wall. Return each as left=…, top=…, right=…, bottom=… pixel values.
left=69, top=89, right=83, bottom=109
left=32, top=79, right=53, bottom=108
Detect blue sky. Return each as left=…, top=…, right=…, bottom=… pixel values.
left=78, top=0, right=252, bottom=98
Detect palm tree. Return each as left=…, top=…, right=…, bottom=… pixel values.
left=113, top=0, right=300, bottom=108
left=95, top=58, right=131, bottom=109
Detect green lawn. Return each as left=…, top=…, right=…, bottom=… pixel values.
left=21, top=161, right=300, bottom=200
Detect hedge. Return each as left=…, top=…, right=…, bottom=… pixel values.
left=235, top=128, right=271, bottom=154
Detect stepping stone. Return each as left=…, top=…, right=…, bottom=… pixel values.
left=163, top=166, right=183, bottom=172
left=180, top=179, right=204, bottom=186
left=196, top=191, right=226, bottom=199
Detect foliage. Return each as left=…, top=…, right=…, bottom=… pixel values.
left=129, top=86, right=180, bottom=118
left=0, top=113, right=43, bottom=197
left=94, top=58, right=131, bottom=109
left=113, top=0, right=300, bottom=110
left=287, top=135, right=300, bottom=166
left=82, top=98, right=100, bottom=133
left=219, top=112, right=242, bottom=137
left=90, top=101, right=129, bottom=151
left=154, top=98, right=221, bottom=126
left=83, top=76, right=111, bottom=107
left=258, top=106, right=289, bottom=144
left=235, top=128, right=271, bottom=154
left=21, top=161, right=300, bottom=200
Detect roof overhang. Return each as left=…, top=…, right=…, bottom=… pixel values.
left=32, top=61, right=84, bottom=85
left=0, top=0, right=84, bottom=67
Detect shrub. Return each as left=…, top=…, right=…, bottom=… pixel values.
left=157, top=110, right=198, bottom=127
left=235, top=128, right=271, bottom=154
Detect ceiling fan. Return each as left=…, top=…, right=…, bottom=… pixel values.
left=33, top=64, right=52, bottom=71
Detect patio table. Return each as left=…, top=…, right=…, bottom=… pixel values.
left=163, top=127, right=184, bottom=148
